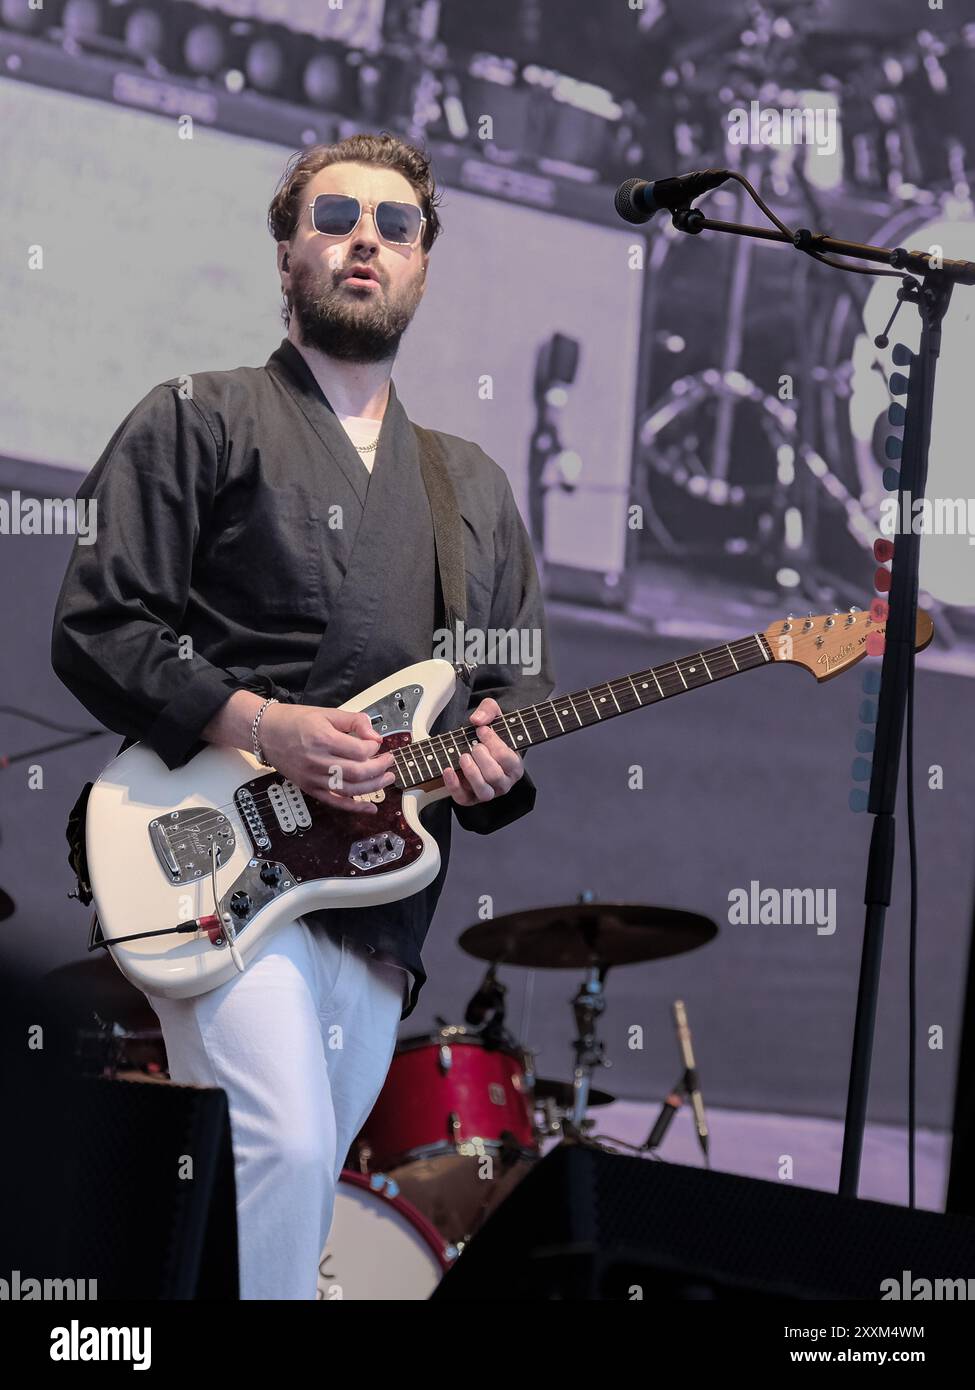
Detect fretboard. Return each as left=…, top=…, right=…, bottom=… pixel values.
left=392, top=631, right=773, bottom=789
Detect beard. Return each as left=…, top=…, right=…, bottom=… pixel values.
left=288, top=255, right=425, bottom=363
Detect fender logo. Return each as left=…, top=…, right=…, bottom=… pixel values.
left=818, top=640, right=856, bottom=670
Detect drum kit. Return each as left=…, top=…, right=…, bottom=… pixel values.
left=326, top=897, right=718, bottom=1298
left=55, top=896, right=718, bottom=1300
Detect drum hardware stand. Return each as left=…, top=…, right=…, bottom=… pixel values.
left=535, top=1095, right=597, bottom=1141
left=560, top=963, right=613, bottom=1144
left=666, top=177, right=975, bottom=1195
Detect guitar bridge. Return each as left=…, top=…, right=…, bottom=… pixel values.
left=148, top=809, right=236, bottom=883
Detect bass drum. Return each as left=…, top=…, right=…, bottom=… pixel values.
left=317, top=1170, right=455, bottom=1301
left=808, top=195, right=975, bottom=608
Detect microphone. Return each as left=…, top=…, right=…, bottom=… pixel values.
left=674, top=999, right=709, bottom=1159
left=464, top=963, right=505, bottom=1026
left=615, top=169, right=730, bottom=224
left=643, top=1080, right=685, bottom=1152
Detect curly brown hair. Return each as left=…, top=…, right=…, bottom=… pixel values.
left=268, top=132, right=442, bottom=326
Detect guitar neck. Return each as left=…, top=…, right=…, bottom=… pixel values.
left=393, top=632, right=773, bottom=789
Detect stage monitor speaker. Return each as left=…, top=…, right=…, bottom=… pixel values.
left=432, top=1142, right=975, bottom=1300
left=59, top=1077, right=239, bottom=1299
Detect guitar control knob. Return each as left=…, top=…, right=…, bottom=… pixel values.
left=230, top=891, right=252, bottom=917
left=260, top=862, right=283, bottom=887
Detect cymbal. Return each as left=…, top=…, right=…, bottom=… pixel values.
left=458, top=902, right=717, bottom=969
left=533, top=1078, right=615, bottom=1109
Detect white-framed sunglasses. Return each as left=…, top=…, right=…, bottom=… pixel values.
left=307, top=194, right=426, bottom=246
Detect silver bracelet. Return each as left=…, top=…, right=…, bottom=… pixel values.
left=251, top=697, right=279, bottom=766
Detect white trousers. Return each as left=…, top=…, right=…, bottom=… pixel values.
left=144, top=918, right=408, bottom=1300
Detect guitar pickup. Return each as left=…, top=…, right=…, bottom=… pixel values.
left=267, top=779, right=312, bottom=834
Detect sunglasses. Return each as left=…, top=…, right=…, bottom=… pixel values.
left=307, top=194, right=425, bottom=246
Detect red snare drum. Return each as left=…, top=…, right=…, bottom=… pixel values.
left=354, top=1025, right=538, bottom=1243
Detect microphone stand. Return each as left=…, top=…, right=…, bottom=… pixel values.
left=667, top=196, right=974, bottom=1196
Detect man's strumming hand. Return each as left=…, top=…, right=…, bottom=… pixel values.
left=203, top=692, right=394, bottom=816
left=257, top=703, right=395, bottom=814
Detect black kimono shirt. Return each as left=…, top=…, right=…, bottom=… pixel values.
left=51, top=339, right=555, bottom=1020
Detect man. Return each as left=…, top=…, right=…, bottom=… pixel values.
left=51, top=132, right=554, bottom=1299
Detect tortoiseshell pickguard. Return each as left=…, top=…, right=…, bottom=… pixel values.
left=237, top=732, right=428, bottom=882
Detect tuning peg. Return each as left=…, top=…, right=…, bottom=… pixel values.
left=885, top=435, right=903, bottom=459
left=892, top=343, right=914, bottom=367
left=889, top=372, right=909, bottom=395
left=888, top=402, right=906, bottom=427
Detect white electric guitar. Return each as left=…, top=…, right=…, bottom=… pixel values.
left=86, top=606, right=933, bottom=999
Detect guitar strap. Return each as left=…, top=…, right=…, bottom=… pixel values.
left=412, top=423, right=468, bottom=638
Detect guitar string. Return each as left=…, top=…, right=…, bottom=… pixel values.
left=166, top=628, right=819, bottom=838
left=390, top=635, right=776, bottom=786
left=173, top=618, right=868, bottom=838
left=207, top=632, right=772, bottom=823
left=160, top=630, right=787, bottom=842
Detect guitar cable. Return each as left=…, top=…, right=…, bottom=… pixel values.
left=210, top=838, right=246, bottom=974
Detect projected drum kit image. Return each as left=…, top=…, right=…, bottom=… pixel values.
left=65, top=897, right=718, bottom=1301
left=632, top=18, right=975, bottom=620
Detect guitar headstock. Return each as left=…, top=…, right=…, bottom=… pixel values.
left=763, top=607, right=934, bottom=681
